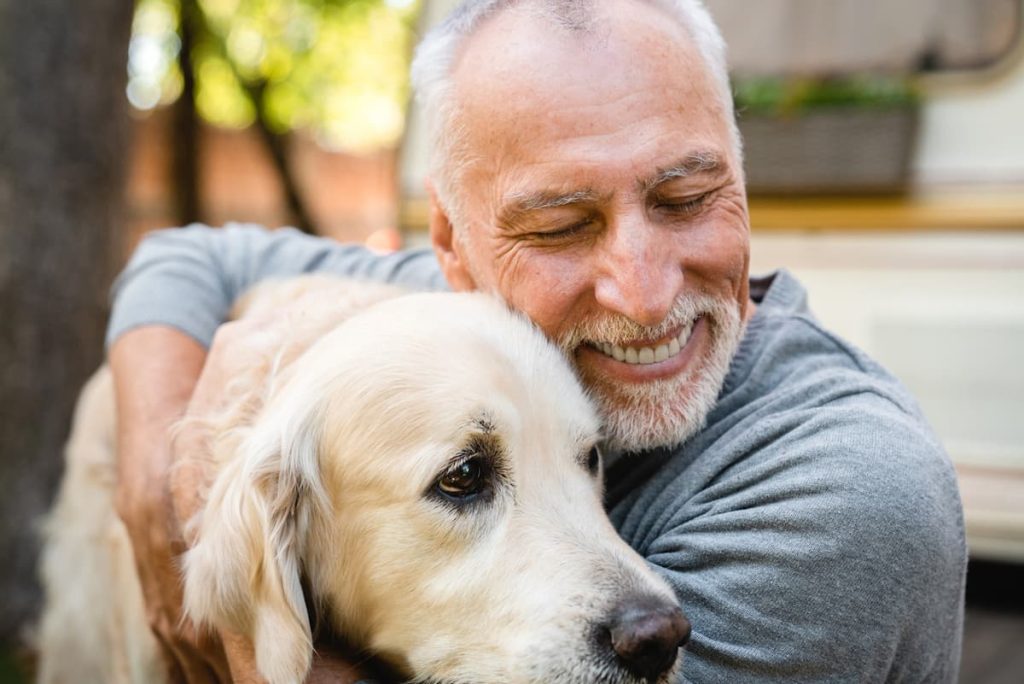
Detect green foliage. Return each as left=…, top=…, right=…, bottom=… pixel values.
left=128, top=0, right=420, bottom=151
left=733, top=74, right=920, bottom=116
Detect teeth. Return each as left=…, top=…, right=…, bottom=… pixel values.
left=593, top=321, right=695, bottom=366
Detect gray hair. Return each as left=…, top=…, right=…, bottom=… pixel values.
left=410, top=0, right=739, bottom=226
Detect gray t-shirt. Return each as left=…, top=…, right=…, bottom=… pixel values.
left=108, top=224, right=966, bottom=682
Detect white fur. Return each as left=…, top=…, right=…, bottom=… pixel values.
left=38, top=277, right=684, bottom=684
left=36, top=369, right=164, bottom=684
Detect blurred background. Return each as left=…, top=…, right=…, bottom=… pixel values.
left=1, top=0, right=1022, bottom=680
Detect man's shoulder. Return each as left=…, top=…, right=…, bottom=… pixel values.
left=709, top=272, right=939, bottom=456
left=730, top=270, right=923, bottom=419
left=710, top=270, right=960, bottom=528
left=618, top=268, right=965, bottom=585
left=634, top=361, right=963, bottom=554
left=612, top=275, right=966, bottom=681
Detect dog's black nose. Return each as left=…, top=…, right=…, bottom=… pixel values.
left=604, top=595, right=690, bottom=681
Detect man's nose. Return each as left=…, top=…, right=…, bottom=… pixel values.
left=593, top=216, right=682, bottom=328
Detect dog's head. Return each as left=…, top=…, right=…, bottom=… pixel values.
left=183, top=292, right=689, bottom=684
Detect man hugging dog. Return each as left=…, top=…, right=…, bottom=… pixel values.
left=83, top=0, right=965, bottom=681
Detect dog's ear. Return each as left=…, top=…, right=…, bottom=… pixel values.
left=182, top=405, right=327, bottom=684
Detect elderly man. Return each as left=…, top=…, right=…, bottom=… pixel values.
left=108, top=0, right=966, bottom=681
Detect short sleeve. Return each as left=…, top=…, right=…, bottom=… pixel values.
left=106, top=223, right=446, bottom=348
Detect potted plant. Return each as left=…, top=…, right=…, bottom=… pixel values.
left=733, top=74, right=921, bottom=194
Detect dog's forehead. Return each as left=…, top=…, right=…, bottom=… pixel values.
left=307, top=291, right=601, bottom=444
left=360, top=292, right=520, bottom=335
left=343, top=293, right=563, bottom=373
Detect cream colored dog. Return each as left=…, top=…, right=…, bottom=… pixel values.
left=38, top=277, right=690, bottom=684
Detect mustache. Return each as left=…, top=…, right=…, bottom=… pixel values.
left=556, top=292, right=727, bottom=352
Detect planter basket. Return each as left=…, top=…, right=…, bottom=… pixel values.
left=737, top=106, right=919, bottom=194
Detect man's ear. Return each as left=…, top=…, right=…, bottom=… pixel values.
left=426, top=180, right=476, bottom=292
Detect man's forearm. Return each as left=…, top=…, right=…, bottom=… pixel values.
left=108, top=325, right=238, bottom=682
left=109, top=324, right=380, bottom=683
left=109, top=325, right=206, bottom=502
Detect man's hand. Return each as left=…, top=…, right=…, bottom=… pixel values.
left=110, top=326, right=230, bottom=682
left=221, top=631, right=381, bottom=684
left=112, top=321, right=380, bottom=683
left=169, top=318, right=286, bottom=535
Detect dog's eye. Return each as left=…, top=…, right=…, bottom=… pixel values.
left=586, top=445, right=602, bottom=476
left=436, top=458, right=488, bottom=499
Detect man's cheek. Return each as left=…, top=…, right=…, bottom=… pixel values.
left=680, top=223, right=748, bottom=287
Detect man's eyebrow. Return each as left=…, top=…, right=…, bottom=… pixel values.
left=497, top=188, right=601, bottom=225
left=639, top=151, right=724, bottom=193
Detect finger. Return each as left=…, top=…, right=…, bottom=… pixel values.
left=171, top=643, right=220, bottom=684
left=196, top=627, right=233, bottom=683
left=170, top=456, right=211, bottom=536
left=306, top=641, right=381, bottom=684
left=152, top=626, right=217, bottom=684
left=150, top=628, right=187, bottom=684
left=167, top=622, right=227, bottom=684
left=133, top=524, right=228, bottom=684
left=222, top=630, right=264, bottom=683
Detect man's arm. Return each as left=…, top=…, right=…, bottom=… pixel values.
left=108, top=223, right=446, bottom=349
left=112, top=323, right=382, bottom=682
left=109, top=224, right=438, bottom=681
left=109, top=326, right=230, bottom=682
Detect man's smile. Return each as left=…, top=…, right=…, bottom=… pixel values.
left=577, top=316, right=708, bottom=382
left=589, top=318, right=699, bottom=365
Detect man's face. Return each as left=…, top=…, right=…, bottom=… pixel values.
left=430, top=1, right=752, bottom=452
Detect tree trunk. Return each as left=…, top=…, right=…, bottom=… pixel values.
left=173, top=0, right=202, bottom=224
left=0, top=0, right=133, bottom=646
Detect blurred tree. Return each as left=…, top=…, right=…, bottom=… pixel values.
left=0, top=0, right=133, bottom=652
left=174, top=0, right=203, bottom=225
left=129, top=0, right=419, bottom=232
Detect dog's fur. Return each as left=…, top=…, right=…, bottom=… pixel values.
left=38, top=277, right=684, bottom=684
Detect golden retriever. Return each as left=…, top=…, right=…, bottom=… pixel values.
left=38, top=277, right=690, bottom=684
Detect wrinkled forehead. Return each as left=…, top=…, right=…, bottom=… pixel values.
left=441, top=0, right=735, bottom=211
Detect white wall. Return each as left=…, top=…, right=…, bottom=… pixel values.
left=915, top=54, right=1024, bottom=184
left=750, top=233, right=1024, bottom=469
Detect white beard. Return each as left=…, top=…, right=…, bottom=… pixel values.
left=559, top=293, right=744, bottom=453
